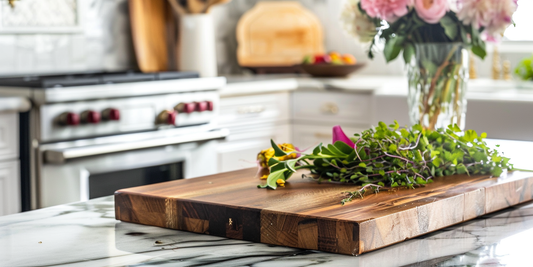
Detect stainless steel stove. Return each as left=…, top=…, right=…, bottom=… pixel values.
left=0, top=71, right=228, bottom=209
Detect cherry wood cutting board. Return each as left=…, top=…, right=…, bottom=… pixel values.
left=115, top=169, right=533, bottom=255
left=236, top=1, right=324, bottom=67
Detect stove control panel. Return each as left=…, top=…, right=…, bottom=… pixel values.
left=41, top=91, right=218, bottom=142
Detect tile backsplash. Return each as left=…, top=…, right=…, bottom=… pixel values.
left=0, top=0, right=135, bottom=75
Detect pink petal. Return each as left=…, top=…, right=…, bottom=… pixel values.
left=332, top=125, right=355, bottom=148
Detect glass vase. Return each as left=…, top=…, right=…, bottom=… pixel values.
left=407, top=43, right=469, bottom=130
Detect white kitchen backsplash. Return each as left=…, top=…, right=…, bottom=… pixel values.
left=0, top=0, right=135, bottom=75
left=0, top=0, right=527, bottom=77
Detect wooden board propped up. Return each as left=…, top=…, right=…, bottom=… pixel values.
left=236, top=1, right=325, bottom=67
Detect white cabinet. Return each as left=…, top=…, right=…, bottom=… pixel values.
left=291, top=91, right=372, bottom=149
left=0, top=160, right=19, bottom=216
left=0, top=112, right=20, bottom=216
left=0, top=113, right=18, bottom=161
left=292, top=124, right=364, bottom=150
left=217, top=124, right=291, bottom=173
left=292, top=91, right=373, bottom=127
left=217, top=92, right=291, bottom=173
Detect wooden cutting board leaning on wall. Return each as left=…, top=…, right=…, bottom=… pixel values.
left=236, top=1, right=325, bottom=67
left=129, top=0, right=176, bottom=72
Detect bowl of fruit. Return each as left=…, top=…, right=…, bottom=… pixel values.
left=300, top=52, right=365, bottom=77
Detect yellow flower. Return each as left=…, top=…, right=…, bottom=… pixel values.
left=260, top=174, right=268, bottom=180
left=257, top=143, right=298, bottom=168
left=276, top=179, right=286, bottom=187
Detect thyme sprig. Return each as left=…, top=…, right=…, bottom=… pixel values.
left=257, top=121, right=517, bottom=205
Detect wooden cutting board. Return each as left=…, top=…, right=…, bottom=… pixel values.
left=129, top=0, right=173, bottom=72
left=115, top=169, right=533, bottom=255
left=236, top=1, right=325, bottom=67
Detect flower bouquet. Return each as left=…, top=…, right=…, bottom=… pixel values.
left=341, top=0, right=518, bottom=130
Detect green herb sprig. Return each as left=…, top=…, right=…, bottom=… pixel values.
left=258, top=122, right=518, bottom=205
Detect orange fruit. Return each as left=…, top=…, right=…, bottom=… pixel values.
left=342, top=54, right=357, bottom=65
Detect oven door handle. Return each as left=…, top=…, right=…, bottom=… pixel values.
left=44, top=129, right=229, bottom=164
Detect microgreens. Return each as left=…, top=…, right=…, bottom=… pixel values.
left=257, top=121, right=522, bottom=205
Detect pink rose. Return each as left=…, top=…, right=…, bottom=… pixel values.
left=361, top=0, right=412, bottom=23
left=414, top=0, right=449, bottom=24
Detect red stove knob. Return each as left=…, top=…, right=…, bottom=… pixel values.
left=195, top=101, right=208, bottom=112
left=206, top=101, right=214, bottom=111
left=102, top=108, right=120, bottom=121
left=184, top=103, right=196, bottom=114
left=157, top=110, right=177, bottom=125
left=57, top=112, right=80, bottom=126
left=66, top=112, right=80, bottom=126
left=82, top=110, right=101, bottom=124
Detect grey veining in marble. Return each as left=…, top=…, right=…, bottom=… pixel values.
left=1, top=196, right=533, bottom=266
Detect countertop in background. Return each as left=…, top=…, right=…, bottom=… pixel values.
left=0, top=97, right=30, bottom=113
left=222, top=74, right=533, bottom=101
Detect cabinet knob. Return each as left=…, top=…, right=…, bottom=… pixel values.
left=320, top=102, right=339, bottom=115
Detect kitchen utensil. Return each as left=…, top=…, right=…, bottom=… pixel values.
left=237, top=1, right=324, bottom=67
left=129, top=0, right=171, bottom=72
left=116, top=168, right=533, bottom=255
left=300, top=63, right=366, bottom=77
left=179, top=13, right=217, bottom=77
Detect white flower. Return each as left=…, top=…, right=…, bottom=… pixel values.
left=340, top=0, right=377, bottom=43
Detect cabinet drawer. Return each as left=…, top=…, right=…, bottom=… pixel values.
left=217, top=124, right=291, bottom=173
left=0, top=113, right=18, bottom=161
left=0, top=160, right=20, bottom=216
left=219, top=92, right=290, bottom=128
left=292, top=124, right=364, bottom=149
left=292, top=91, right=372, bottom=125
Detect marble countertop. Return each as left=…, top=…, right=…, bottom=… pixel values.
left=222, top=74, right=533, bottom=102
left=1, top=192, right=533, bottom=266
left=0, top=97, right=30, bottom=113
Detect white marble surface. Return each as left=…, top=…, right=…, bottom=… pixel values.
left=1, top=194, right=533, bottom=266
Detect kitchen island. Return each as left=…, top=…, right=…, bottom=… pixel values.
left=2, top=186, right=533, bottom=266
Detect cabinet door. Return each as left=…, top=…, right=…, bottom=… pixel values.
left=292, top=124, right=364, bottom=150
left=217, top=124, right=291, bottom=173
left=219, top=92, right=290, bottom=129
left=0, top=113, right=18, bottom=161
left=292, top=91, right=372, bottom=127
left=0, top=160, right=20, bottom=216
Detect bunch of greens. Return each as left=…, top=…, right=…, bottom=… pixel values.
left=258, top=122, right=517, bottom=204
left=515, top=55, right=533, bottom=81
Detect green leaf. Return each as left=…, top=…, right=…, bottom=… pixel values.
left=384, top=36, right=404, bottom=62
left=433, top=158, right=442, bottom=167
left=267, top=157, right=279, bottom=166
left=334, top=141, right=355, bottom=155
left=492, top=167, right=503, bottom=177
left=440, top=16, right=458, bottom=40
left=271, top=140, right=288, bottom=157
left=359, top=163, right=367, bottom=168
left=312, top=143, right=322, bottom=155
left=472, top=44, right=486, bottom=60
left=403, top=43, right=415, bottom=64
left=258, top=169, right=287, bottom=189
left=389, top=144, right=398, bottom=153
left=328, top=144, right=348, bottom=157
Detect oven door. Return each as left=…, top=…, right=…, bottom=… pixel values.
left=38, top=129, right=228, bottom=208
